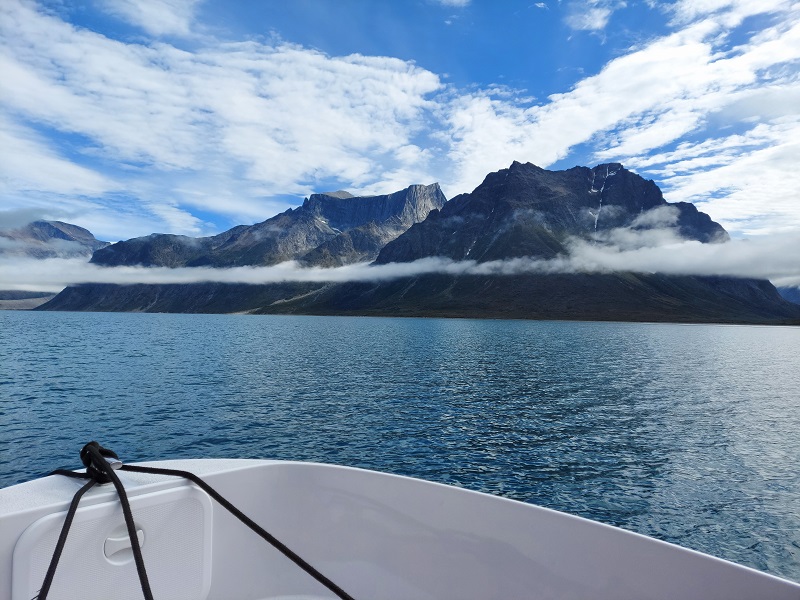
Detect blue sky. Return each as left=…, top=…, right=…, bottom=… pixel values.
left=1, top=0, right=799, bottom=245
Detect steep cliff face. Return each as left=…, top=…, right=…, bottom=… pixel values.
left=302, top=184, right=445, bottom=231
left=0, top=221, right=109, bottom=259
left=40, top=162, right=800, bottom=324
left=92, top=184, right=446, bottom=268
left=377, top=162, right=726, bottom=264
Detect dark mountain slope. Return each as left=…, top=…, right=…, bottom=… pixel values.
left=377, top=162, right=725, bottom=265
left=40, top=162, right=800, bottom=323
left=253, top=272, right=797, bottom=323
left=92, top=184, right=446, bottom=268
left=778, top=286, right=800, bottom=305
left=43, top=273, right=799, bottom=324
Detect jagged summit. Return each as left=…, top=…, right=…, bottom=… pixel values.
left=376, top=161, right=725, bottom=264
left=91, top=183, right=446, bottom=268
left=42, top=162, right=800, bottom=323
left=318, top=190, right=354, bottom=199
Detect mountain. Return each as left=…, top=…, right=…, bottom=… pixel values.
left=91, top=184, right=446, bottom=268
left=247, top=161, right=794, bottom=322
left=778, top=287, right=800, bottom=305
left=45, top=274, right=798, bottom=323
left=0, top=220, right=109, bottom=259
left=0, top=220, right=109, bottom=310
left=377, top=162, right=725, bottom=265
left=40, top=163, right=800, bottom=324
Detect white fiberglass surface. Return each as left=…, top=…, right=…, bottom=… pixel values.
left=2, top=459, right=799, bottom=600
left=195, top=461, right=800, bottom=600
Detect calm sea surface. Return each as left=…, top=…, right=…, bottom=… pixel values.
left=1, top=311, right=799, bottom=581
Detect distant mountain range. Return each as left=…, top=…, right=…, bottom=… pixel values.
left=32, top=163, right=800, bottom=323
left=0, top=220, right=108, bottom=259
left=91, top=184, right=446, bottom=268
left=0, top=221, right=109, bottom=310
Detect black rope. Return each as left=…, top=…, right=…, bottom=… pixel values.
left=121, top=463, right=356, bottom=600
left=90, top=445, right=155, bottom=600
left=35, top=477, right=95, bottom=600
left=37, top=442, right=155, bottom=600
left=40, top=442, right=354, bottom=600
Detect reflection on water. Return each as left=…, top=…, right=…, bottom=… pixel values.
left=1, top=312, right=798, bottom=581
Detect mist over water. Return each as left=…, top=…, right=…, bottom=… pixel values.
left=1, top=312, right=798, bottom=582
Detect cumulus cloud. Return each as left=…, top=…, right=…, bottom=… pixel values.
left=0, top=113, right=114, bottom=197
left=0, top=0, right=442, bottom=237
left=0, top=0, right=799, bottom=244
left=443, top=3, right=800, bottom=235
left=564, top=1, right=625, bottom=31
left=98, top=0, right=204, bottom=37
left=3, top=229, right=798, bottom=293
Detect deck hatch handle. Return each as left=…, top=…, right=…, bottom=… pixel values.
left=104, top=528, right=144, bottom=559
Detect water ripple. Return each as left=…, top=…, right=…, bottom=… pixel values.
left=0, top=312, right=798, bottom=582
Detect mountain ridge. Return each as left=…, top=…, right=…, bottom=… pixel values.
left=91, top=183, right=447, bottom=268
left=38, top=161, right=800, bottom=324
left=377, top=162, right=726, bottom=265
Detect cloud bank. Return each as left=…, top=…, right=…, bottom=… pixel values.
left=3, top=232, right=798, bottom=293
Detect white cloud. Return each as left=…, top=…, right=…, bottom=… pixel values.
left=0, top=0, right=799, bottom=249
left=0, top=113, right=114, bottom=196
left=564, top=0, right=626, bottom=31
left=669, top=0, right=793, bottom=27
left=630, top=205, right=680, bottom=229
left=0, top=0, right=443, bottom=239
left=565, top=231, right=800, bottom=284
left=145, top=201, right=205, bottom=235
left=435, top=0, right=470, bottom=7
left=98, top=0, right=203, bottom=37
left=0, top=209, right=53, bottom=230
left=442, top=3, right=800, bottom=235
left=441, top=20, right=722, bottom=190
left=3, top=229, right=798, bottom=293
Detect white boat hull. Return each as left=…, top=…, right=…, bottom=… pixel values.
left=1, top=459, right=798, bottom=599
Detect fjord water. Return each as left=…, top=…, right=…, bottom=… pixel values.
left=1, top=312, right=798, bottom=582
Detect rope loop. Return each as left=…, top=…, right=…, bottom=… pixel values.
left=79, top=441, right=120, bottom=484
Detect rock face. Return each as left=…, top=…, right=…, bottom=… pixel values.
left=0, top=221, right=109, bottom=259
left=45, top=274, right=800, bottom=324
left=377, top=162, right=726, bottom=264
left=91, top=184, right=447, bottom=268
left=40, top=163, right=800, bottom=324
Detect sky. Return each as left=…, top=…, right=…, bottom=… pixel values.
left=1, top=0, right=800, bottom=292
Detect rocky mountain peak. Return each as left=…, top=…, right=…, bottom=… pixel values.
left=318, top=190, right=354, bottom=199
left=92, top=183, right=446, bottom=268
left=299, top=183, right=445, bottom=232
left=0, top=220, right=108, bottom=259
left=376, top=161, right=725, bottom=265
